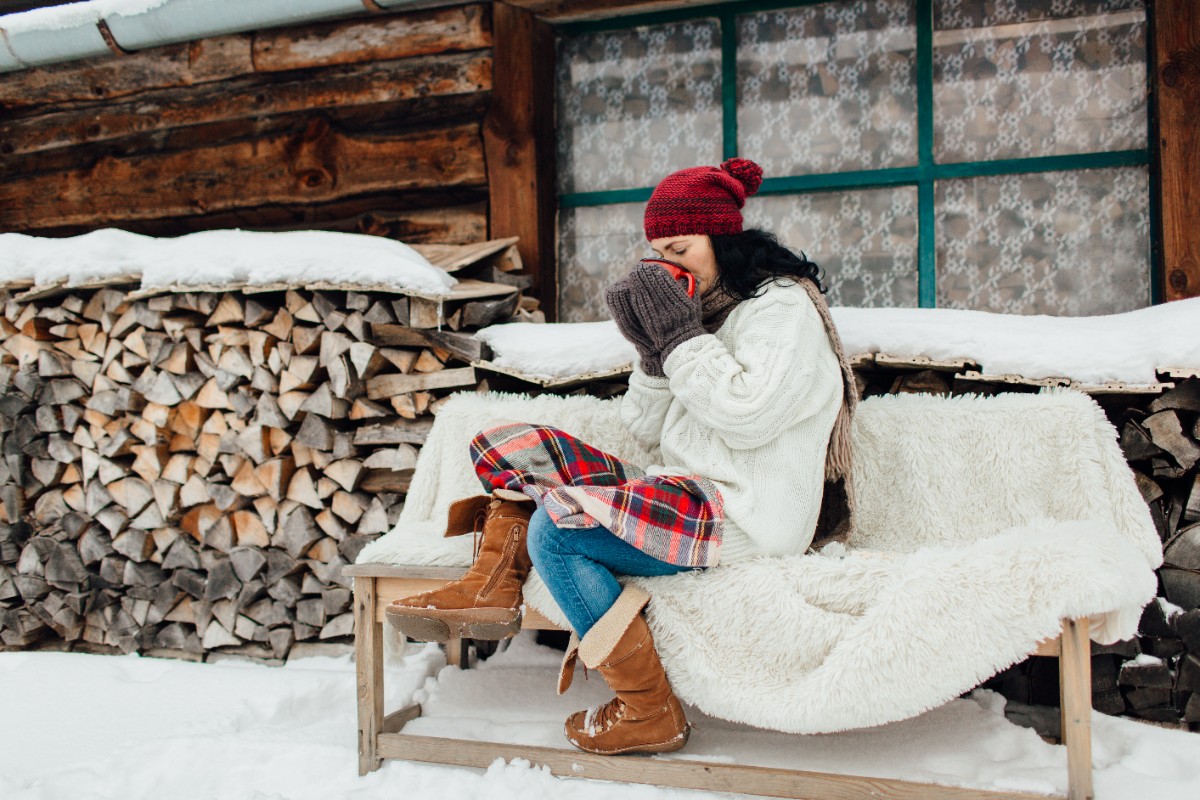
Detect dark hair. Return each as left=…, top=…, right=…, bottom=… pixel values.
left=709, top=228, right=828, bottom=300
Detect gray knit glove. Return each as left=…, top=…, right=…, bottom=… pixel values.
left=626, top=261, right=705, bottom=363
left=606, top=277, right=664, bottom=377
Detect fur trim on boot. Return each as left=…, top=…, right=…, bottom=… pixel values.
left=563, top=586, right=689, bottom=755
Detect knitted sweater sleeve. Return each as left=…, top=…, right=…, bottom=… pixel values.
left=662, top=286, right=836, bottom=451
left=618, top=364, right=672, bottom=452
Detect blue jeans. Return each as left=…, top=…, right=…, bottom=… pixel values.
left=526, top=505, right=696, bottom=637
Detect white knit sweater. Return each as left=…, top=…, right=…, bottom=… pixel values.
left=619, top=279, right=844, bottom=564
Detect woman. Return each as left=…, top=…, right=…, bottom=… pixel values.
left=386, top=157, right=858, bottom=756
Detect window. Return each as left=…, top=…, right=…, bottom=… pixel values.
left=554, top=0, right=1150, bottom=321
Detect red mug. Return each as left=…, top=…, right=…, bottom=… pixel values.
left=639, top=258, right=696, bottom=298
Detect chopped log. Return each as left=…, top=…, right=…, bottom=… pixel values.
left=281, top=507, right=322, bottom=559
left=357, top=497, right=391, bottom=534
left=295, top=413, right=335, bottom=451
left=255, top=458, right=295, bottom=503
left=362, top=444, right=419, bottom=472
left=1145, top=410, right=1200, bottom=470
left=324, top=459, right=363, bottom=493
left=276, top=391, right=310, bottom=420
left=299, top=383, right=349, bottom=419
left=360, top=469, right=413, bottom=494
left=315, top=509, right=350, bottom=541
left=349, top=398, right=389, bottom=420
left=367, top=366, right=477, bottom=399
left=390, top=391, right=431, bottom=419
left=286, top=469, right=323, bottom=510
left=232, top=510, right=271, bottom=548
left=352, top=417, right=434, bottom=446
left=369, top=324, right=489, bottom=363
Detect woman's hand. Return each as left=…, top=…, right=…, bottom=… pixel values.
left=626, top=261, right=706, bottom=364
left=606, top=277, right=665, bottom=377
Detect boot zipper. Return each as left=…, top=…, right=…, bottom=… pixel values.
left=479, top=522, right=520, bottom=600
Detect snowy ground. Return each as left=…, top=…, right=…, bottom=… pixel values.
left=2, top=634, right=1198, bottom=800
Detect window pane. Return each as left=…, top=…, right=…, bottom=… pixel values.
left=934, top=0, right=1147, bottom=163
left=737, top=0, right=918, bottom=177
left=558, top=203, right=647, bottom=323
left=556, top=21, right=723, bottom=195
left=935, top=167, right=1150, bottom=315
left=746, top=188, right=919, bottom=308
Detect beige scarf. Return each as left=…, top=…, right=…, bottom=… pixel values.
left=795, top=278, right=859, bottom=549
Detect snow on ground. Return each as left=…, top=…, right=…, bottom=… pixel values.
left=477, top=297, right=1200, bottom=386
left=2, top=633, right=1198, bottom=800
left=0, top=228, right=456, bottom=295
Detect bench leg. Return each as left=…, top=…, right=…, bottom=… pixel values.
left=354, top=576, right=384, bottom=775
left=445, top=637, right=469, bottom=669
left=1059, top=617, right=1093, bottom=800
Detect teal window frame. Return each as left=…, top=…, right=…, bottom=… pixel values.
left=556, top=0, right=1155, bottom=308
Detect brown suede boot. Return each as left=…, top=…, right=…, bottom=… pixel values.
left=386, top=492, right=534, bottom=642
left=562, top=586, right=689, bottom=755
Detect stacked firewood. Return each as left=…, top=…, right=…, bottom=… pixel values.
left=1113, top=378, right=1200, bottom=728
left=0, top=241, right=533, bottom=659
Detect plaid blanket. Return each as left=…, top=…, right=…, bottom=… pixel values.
left=470, top=422, right=723, bottom=568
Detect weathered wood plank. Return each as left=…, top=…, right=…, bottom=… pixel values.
left=503, top=0, right=714, bottom=22
left=1, top=52, right=491, bottom=158
left=483, top=2, right=558, bottom=320
left=366, top=367, right=477, bottom=399
left=0, top=121, right=485, bottom=229
left=1059, top=617, right=1093, bottom=800
left=0, top=35, right=252, bottom=111
left=1155, top=0, right=1200, bottom=301
left=354, top=575, right=383, bottom=776
left=369, top=324, right=490, bottom=363
left=375, top=730, right=1056, bottom=800
left=254, top=4, right=491, bottom=72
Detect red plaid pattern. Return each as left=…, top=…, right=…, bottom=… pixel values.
left=470, top=423, right=723, bottom=568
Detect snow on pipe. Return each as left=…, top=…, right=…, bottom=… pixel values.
left=0, top=0, right=442, bottom=73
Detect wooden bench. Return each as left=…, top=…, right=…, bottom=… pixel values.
left=347, top=561, right=1095, bottom=800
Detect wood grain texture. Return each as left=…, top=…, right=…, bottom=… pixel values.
left=0, top=120, right=485, bottom=229
left=376, top=730, right=1057, bottom=800
left=1155, top=0, right=1200, bottom=301
left=0, top=5, right=489, bottom=112
left=253, top=4, right=491, bottom=72
left=354, top=575, right=384, bottom=776
left=1058, top=617, right=1094, bottom=800
left=483, top=2, right=558, bottom=320
left=1, top=51, right=491, bottom=158
left=503, top=0, right=714, bottom=22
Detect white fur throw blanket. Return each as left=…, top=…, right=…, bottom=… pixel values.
left=357, top=388, right=1162, bottom=734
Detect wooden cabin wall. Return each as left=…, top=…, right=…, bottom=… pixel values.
left=0, top=3, right=494, bottom=246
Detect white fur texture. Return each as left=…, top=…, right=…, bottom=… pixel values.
left=358, top=388, right=1162, bottom=733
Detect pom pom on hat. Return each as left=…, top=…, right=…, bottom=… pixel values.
left=720, top=158, right=763, bottom=197
left=643, top=157, right=764, bottom=241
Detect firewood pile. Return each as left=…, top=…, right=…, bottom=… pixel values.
left=0, top=238, right=535, bottom=660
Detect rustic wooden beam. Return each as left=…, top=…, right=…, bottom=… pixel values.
left=0, top=120, right=485, bottom=229
left=375, top=727, right=1057, bottom=800
left=0, top=4, right=490, bottom=112
left=484, top=2, right=558, bottom=320
left=1, top=52, right=491, bottom=158
left=1154, top=0, right=1200, bottom=301
left=254, top=3, right=491, bottom=72
left=502, top=0, right=713, bottom=23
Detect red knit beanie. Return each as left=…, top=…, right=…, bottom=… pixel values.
left=643, top=157, right=764, bottom=241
